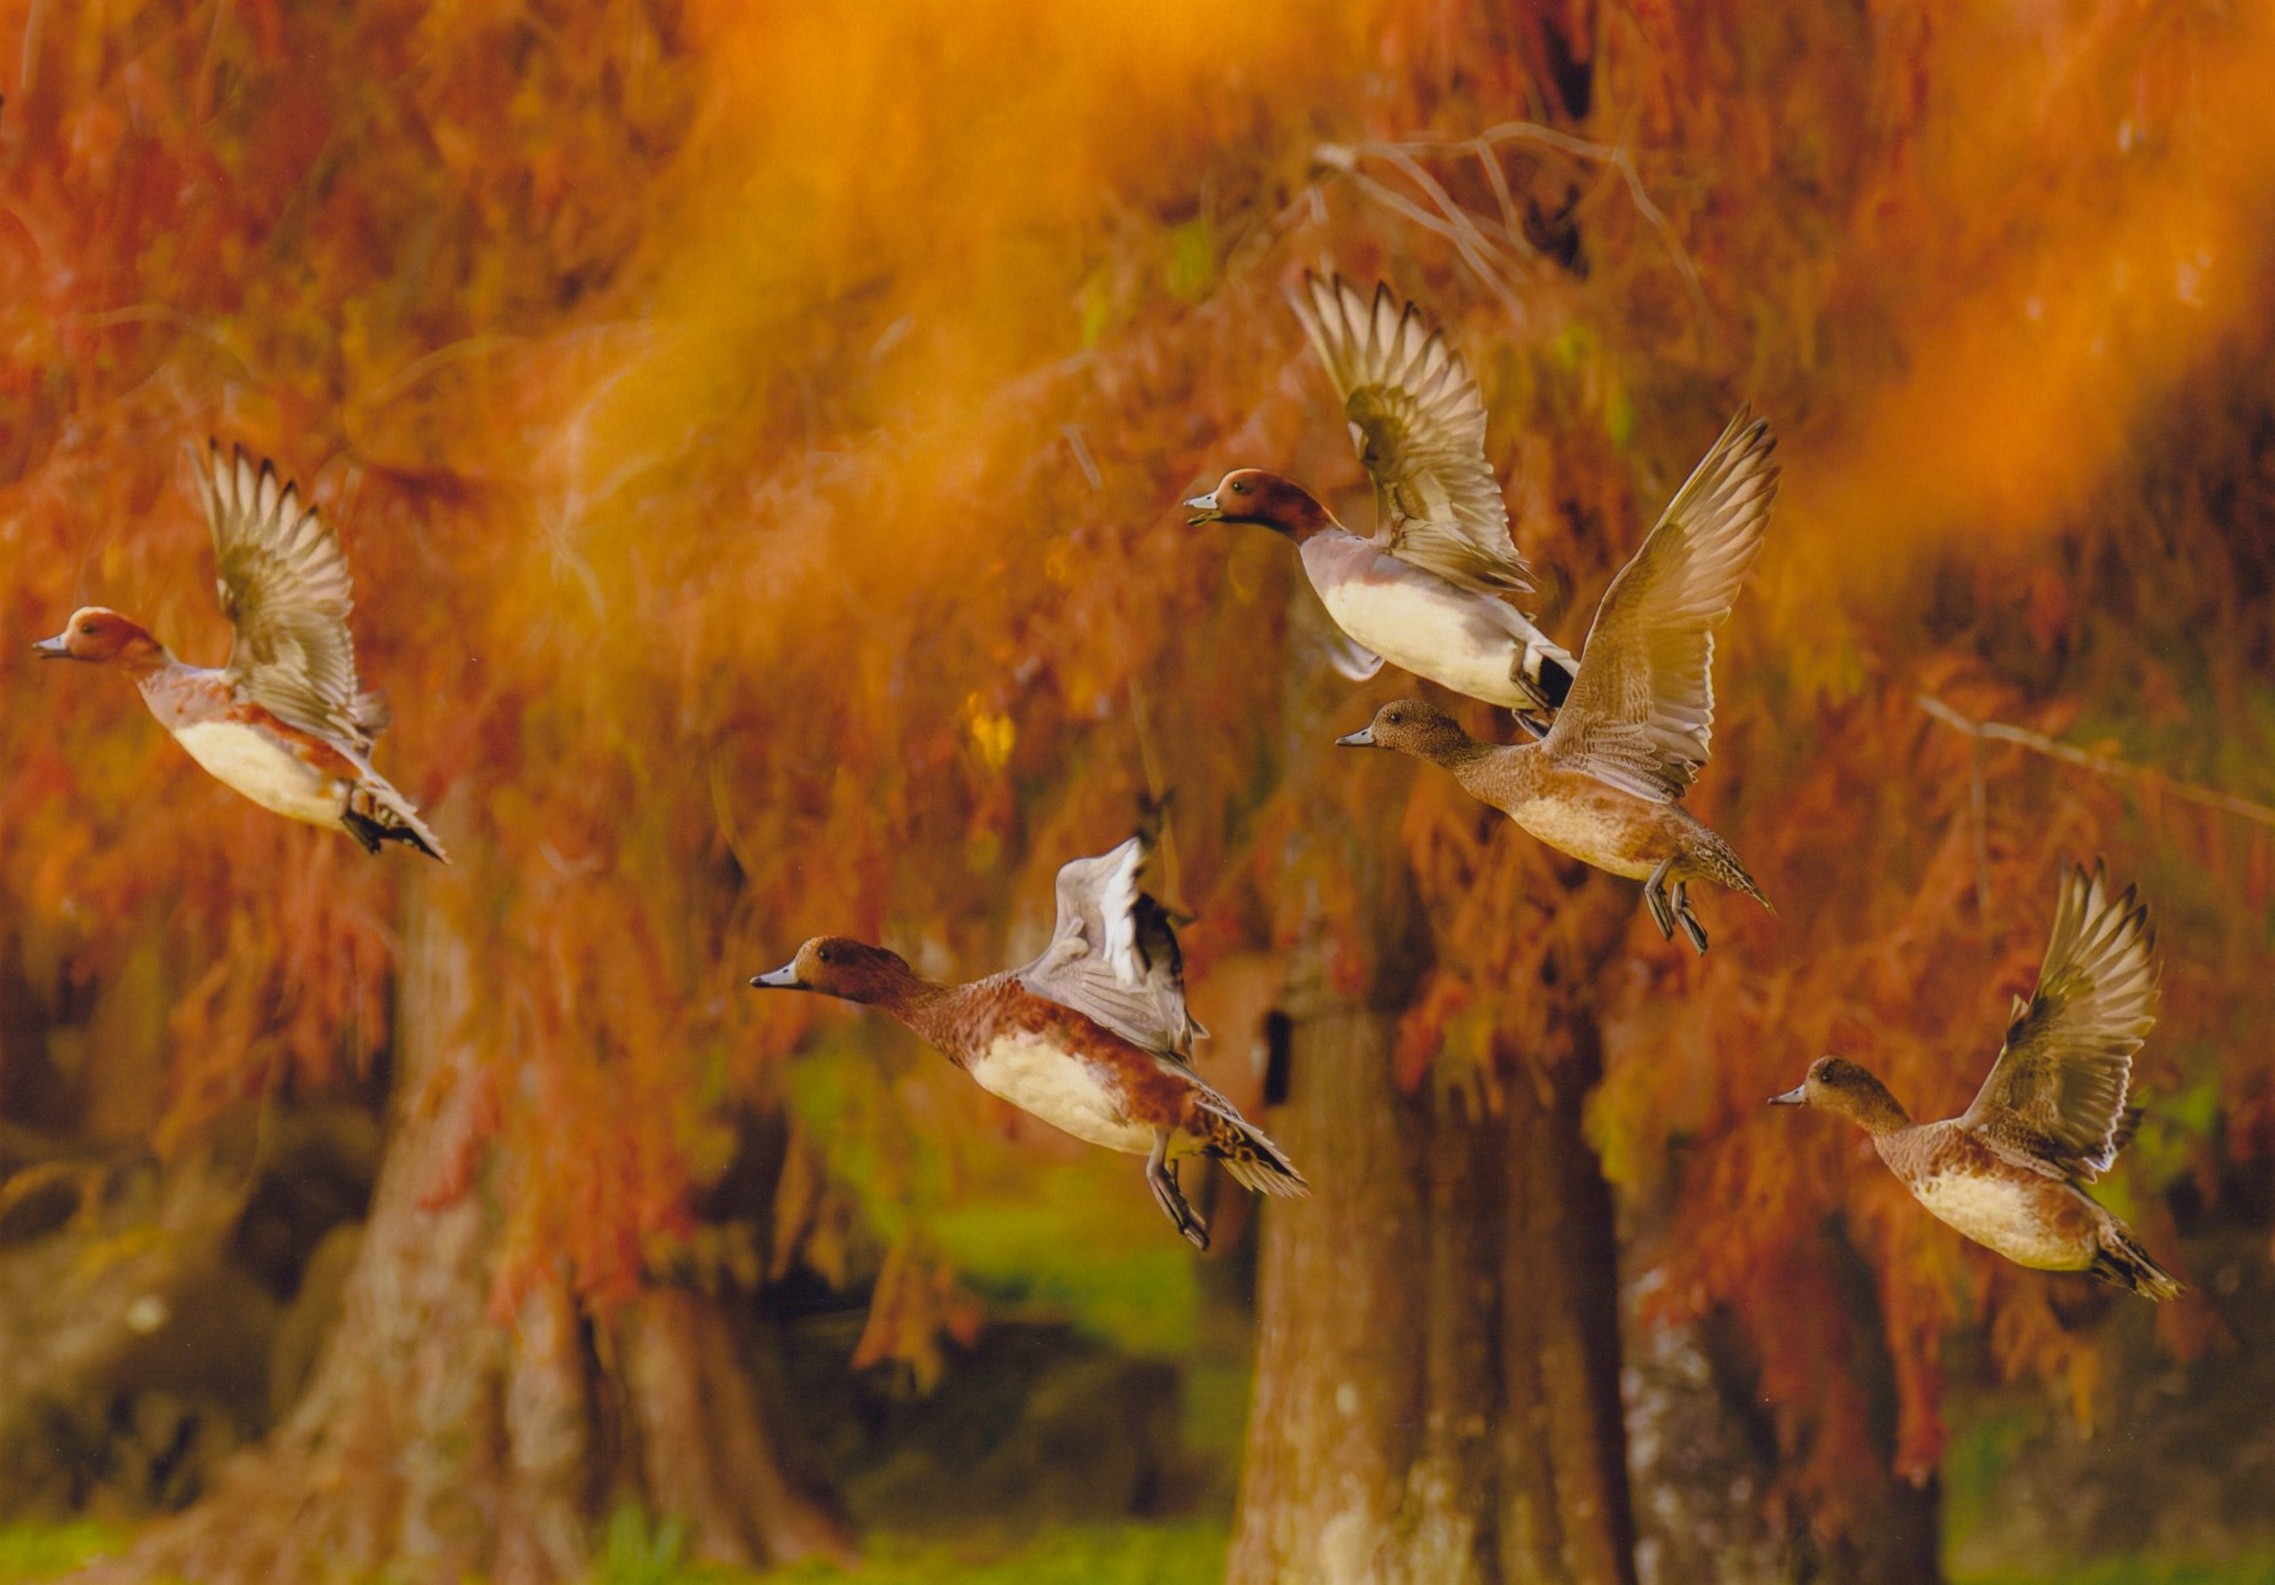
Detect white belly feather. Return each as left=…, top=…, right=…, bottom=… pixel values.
left=172, top=722, right=344, bottom=827
left=1304, top=540, right=1535, bottom=707
left=1910, top=1172, right=2088, bottom=1270
left=966, top=1031, right=1154, bottom=1155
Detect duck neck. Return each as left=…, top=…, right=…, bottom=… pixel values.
left=1838, top=1073, right=1913, bottom=1138
left=1440, top=736, right=1512, bottom=790
left=876, top=973, right=957, bottom=1045
left=115, top=643, right=176, bottom=681
left=1269, top=484, right=1337, bottom=547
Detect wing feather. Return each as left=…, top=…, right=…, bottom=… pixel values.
left=1539, top=409, right=1778, bottom=801
left=1016, top=832, right=1207, bottom=1062
left=1289, top=272, right=1531, bottom=596
left=1962, top=860, right=2159, bottom=1181
left=198, top=442, right=370, bottom=749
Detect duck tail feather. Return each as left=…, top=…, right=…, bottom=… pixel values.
left=348, top=779, right=451, bottom=864
left=2092, top=1224, right=2183, bottom=1301
left=1198, top=1099, right=1309, bottom=1198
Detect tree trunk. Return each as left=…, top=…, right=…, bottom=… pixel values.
left=81, top=882, right=853, bottom=1585
left=1227, top=942, right=1639, bottom=1585
left=1230, top=614, right=1640, bottom=1585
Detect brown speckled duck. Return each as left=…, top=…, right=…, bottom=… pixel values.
left=749, top=831, right=1306, bottom=1249
left=1334, top=408, right=1778, bottom=953
left=1772, top=860, right=2180, bottom=1300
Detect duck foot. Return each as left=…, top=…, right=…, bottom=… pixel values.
left=1673, top=880, right=1710, bottom=955
left=1643, top=857, right=1678, bottom=941
left=1146, top=1131, right=1210, bottom=1251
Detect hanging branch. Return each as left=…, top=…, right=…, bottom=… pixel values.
left=1918, top=695, right=2275, bottom=833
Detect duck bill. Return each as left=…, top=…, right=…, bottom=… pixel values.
left=1335, top=726, right=1378, bottom=749
left=1182, top=492, right=1222, bottom=526
left=31, top=632, right=71, bottom=659
left=748, top=963, right=806, bottom=990
left=1766, top=1084, right=1809, bottom=1106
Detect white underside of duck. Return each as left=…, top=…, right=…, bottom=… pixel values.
left=172, top=721, right=345, bottom=827
left=967, top=1030, right=1156, bottom=1155
left=1301, top=533, right=1552, bottom=707
left=1909, top=1170, right=2087, bottom=1269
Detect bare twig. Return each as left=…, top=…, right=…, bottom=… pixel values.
left=1919, top=694, right=2275, bottom=833
left=1360, top=121, right=1710, bottom=328
left=1061, top=424, right=1102, bottom=492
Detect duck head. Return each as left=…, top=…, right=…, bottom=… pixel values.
left=750, top=937, right=921, bottom=1006
left=1336, top=698, right=1475, bottom=761
left=33, top=607, right=170, bottom=674
left=1183, top=470, right=1333, bottom=543
left=1768, top=1055, right=1912, bottom=1135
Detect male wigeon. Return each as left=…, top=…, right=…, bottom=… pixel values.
left=1335, top=409, right=1778, bottom=952
left=1771, top=861, right=2180, bottom=1299
left=34, top=443, right=446, bottom=861
left=749, top=832, right=1305, bottom=1249
left=1185, top=274, right=1575, bottom=728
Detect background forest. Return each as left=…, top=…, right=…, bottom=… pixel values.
left=3, top=1, right=2274, bottom=1582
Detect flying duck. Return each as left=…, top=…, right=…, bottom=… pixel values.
left=1183, top=274, right=1575, bottom=728
left=750, top=831, right=1305, bottom=1248
left=34, top=442, right=446, bottom=861
left=1771, top=860, right=2180, bottom=1299
left=1335, top=408, right=1778, bottom=952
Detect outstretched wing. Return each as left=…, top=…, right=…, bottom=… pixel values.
left=1540, top=409, right=1778, bottom=802
left=1016, top=831, right=1207, bottom=1062
left=1962, top=860, right=2159, bottom=1181
left=197, top=442, right=371, bottom=748
left=1289, top=272, right=1531, bottom=596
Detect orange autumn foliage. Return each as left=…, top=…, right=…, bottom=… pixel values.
left=3, top=0, right=2273, bottom=1524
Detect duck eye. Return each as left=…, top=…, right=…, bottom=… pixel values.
left=1229, top=480, right=1250, bottom=495
left=78, top=622, right=96, bottom=635
left=1386, top=710, right=1402, bottom=723
left=817, top=947, right=834, bottom=964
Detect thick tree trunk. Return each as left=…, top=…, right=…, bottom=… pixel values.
left=81, top=884, right=852, bottom=1585
left=1230, top=602, right=1640, bottom=1585
left=1227, top=942, right=1639, bottom=1585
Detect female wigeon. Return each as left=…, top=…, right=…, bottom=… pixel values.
left=34, top=443, right=446, bottom=861
left=1185, top=275, right=1573, bottom=729
left=1771, top=861, right=2179, bottom=1299
left=1336, top=409, right=1778, bottom=952
left=749, top=833, right=1305, bottom=1249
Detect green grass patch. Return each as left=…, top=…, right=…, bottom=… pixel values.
left=932, top=1155, right=1200, bottom=1358
left=1953, top=1557, right=2275, bottom=1585
left=0, top=1522, right=125, bottom=1582
left=586, top=1512, right=1224, bottom=1585
left=758, top=1521, right=1226, bottom=1585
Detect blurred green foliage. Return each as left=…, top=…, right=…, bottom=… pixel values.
left=1954, top=1559, right=2275, bottom=1585
left=0, top=1523, right=122, bottom=1582
left=583, top=1509, right=1223, bottom=1585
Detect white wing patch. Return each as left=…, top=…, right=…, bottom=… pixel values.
left=1098, top=837, right=1143, bottom=986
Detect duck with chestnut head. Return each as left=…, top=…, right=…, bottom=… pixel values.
left=1770, top=861, right=2180, bottom=1299
left=1183, top=274, right=1576, bottom=729
left=750, top=832, right=1305, bottom=1250
left=1334, top=400, right=1777, bottom=952
left=35, top=443, right=445, bottom=860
